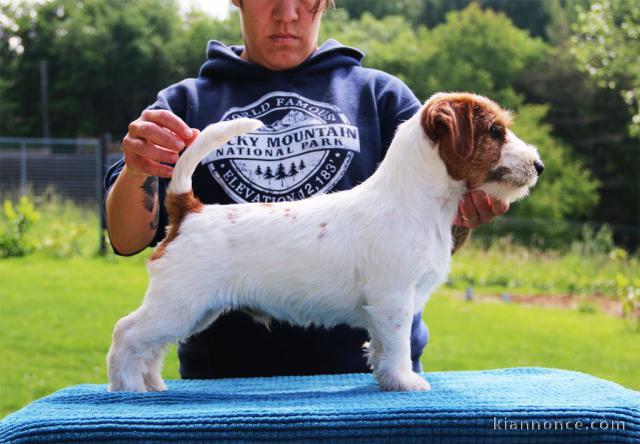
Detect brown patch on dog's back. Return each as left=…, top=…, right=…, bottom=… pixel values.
left=150, top=191, right=203, bottom=261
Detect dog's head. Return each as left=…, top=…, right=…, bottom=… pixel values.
left=422, top=92, right=543, bottom=202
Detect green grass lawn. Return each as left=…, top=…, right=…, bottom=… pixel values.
left=1, top=255, right=638, bottom=418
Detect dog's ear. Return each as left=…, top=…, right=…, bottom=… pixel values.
left=422, top=98, right=476, bottom=181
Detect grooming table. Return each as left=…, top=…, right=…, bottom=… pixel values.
left=1, top=368, right=639, bottom=443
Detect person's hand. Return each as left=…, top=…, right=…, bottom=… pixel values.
left=122, top=109, right=199, bottom=179
left=453, top=189, right=509, bottom=229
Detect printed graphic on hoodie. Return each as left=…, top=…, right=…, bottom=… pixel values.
left=201, top=92, right=360, bottom=203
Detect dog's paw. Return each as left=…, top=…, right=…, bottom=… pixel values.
left=377, top=370, right=431, bottom=392
left=144, top=375, right=167, bottom=392
left=107, top=372, right=149, bottom=393
left=107, top=381, right=148, bottom=393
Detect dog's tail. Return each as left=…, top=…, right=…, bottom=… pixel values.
left=168, top=118, right=263, bottom=195
left=150, top=118, right=262, bottom=261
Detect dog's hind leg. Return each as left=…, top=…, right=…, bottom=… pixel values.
left=141, top=307, right=224, bottom=392
left=107, top=284, right=225, bottom=392
left=107, top=309, right=149, bottom=392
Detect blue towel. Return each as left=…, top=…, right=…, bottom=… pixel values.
left=1, top=367, right=638, bottom=443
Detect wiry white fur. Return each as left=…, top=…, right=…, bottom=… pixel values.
left=107, top=101, right=540, bottom=393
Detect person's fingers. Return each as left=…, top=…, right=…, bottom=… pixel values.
left=128, top=154, right=174, bottom=178
left=470, top=190, right=495, bottom=225
left=184, top=128, right=200, bottom=148
left=125, top=137, right=180, bottom=164
left=140, top=109, right=193, bottom=141
left=454, top=191, right=510, bottom=228
left=457, top=193, right=481, bottom=228
left=130, top=120, right=186, bottom=152
left=490, top=197, right=510, bottom=216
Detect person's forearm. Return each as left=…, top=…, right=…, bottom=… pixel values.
left=106, top=166, right=160, bottom=255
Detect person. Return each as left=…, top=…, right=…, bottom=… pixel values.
left=104, top=0, right=508, bottom=379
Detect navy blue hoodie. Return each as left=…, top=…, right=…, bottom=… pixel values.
left=105, top=39, right=429, bottom=378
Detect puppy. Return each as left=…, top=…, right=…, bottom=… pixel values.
left=107, top=92, right=543, bottom=392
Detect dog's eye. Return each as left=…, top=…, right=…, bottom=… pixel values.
left=489, top=124, right=505, bottom=140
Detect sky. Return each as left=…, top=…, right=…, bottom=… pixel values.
left=178, top=0, right=231, bottom=19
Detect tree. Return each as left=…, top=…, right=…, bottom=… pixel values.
left=570, top=0, right=640, bottom=136
left=421, top=4, right=548, bottom=108
left=168, top=10, right=242, bottom=81
left=507, top=104, right=600, bottom=221
left=334, top=0, right=426, bottom=24
left=334, top=0, right=565, bottom=39
left=323, top=5, right=548, bottom=105
left=288, top=162, right=298, bottom=178
left=518, top=48, right=639, bottom=241
left=0, top=0, right=184, bottom=137
left=274, top=163, right=287, bottom=186
left=475, top=103, right=601, bottom=247
left=263, top=166, right=274, bottom=182
left=0, top=0, right=242, bottom=138
left=322, top=10, right=433, bottom=101
left=480, top=0, right=563, bottom=39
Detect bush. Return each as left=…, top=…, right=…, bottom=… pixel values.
left=0, top=197, right=40, bottom=257
left=38, top=221, right=88, bottom=258
left=618, top=275, right=640, bottom=332
left=448, top=236, right=638, bottom=300
left=32, top=193, right=97, bottom=258
left=0, top=193, right=98, bottom=259
left=572, top=224, right=615, bottom=256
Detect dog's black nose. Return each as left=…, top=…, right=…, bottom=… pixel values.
left=534, top=160, right=544, bottom=176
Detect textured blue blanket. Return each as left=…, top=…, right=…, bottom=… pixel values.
left=1, top=367, right=638, bottom=443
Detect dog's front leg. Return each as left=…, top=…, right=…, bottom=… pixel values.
left=364, top=295, right=431, bottom=392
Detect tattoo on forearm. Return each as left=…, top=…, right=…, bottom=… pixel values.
left=140, top=176, right=159, bottom=230
left=451, top=225, right=471, bottom=254
left=141, top=176, right=158, bottom=212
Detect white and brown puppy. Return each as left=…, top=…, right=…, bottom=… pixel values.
left=107, top=92, right=543, bottom=393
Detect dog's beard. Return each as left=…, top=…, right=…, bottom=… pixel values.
left=479, top=178, right=534, bottom=203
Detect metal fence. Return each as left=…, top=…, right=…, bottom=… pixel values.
left=0, top=136, right=122, bottom=253
left=0, top=137, right=102, bottom=202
